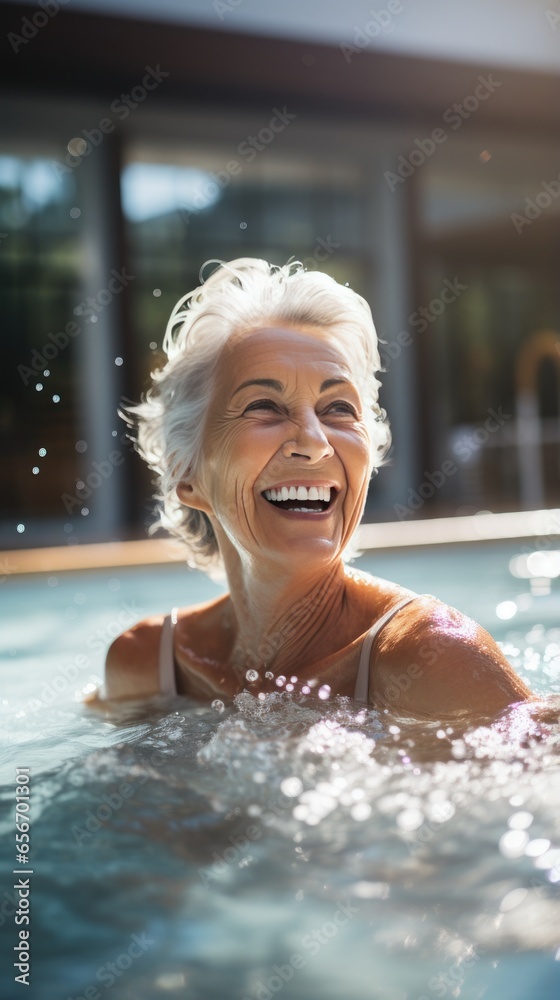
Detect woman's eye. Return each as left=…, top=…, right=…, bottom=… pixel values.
left=243, top=399, right=279, bottom=413
left=326, top=401, right=358, bottom=416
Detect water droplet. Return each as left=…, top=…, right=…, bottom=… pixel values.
left=275, top=675, right=286, bottom=687
left=111, top=430, right=117, bottom=437
left=396, top=808, right=424, bottom=831
left=67, top=137, right=87, bottom=156
left=38, top=447, right=47, bottom=457
left=43, top=370, right=50, bottom=377
left=52, top=395, right=60, bottom=403
left=35, top=383, right=43, bottom=391
left=47, top=576, right=58, bottom=587
left=245, top=669, right=259, bottom=682
left=70, top=207, right=81, bottom=219
left=81, top=507, right=89, bottom=516
left=114, top=357, right=123, bottom=366
left=63, top=523, right=73, bottom=533
left=290, top=675, right=298, bottom=683
left=149, top=341, right=157, bottom=350
left=74, top=593, right=86, bottom=605
left=286, top=683, right=294, bottom=692
left=108, top=578, right=120, bottom=591
left=301, top=685, right=311, bottom=694
left=508, top=811, right=533, bottom=830
left=90, top=315, right=97, bottom=324
left=75, top=440, right=87, bottom=453
left=16, top=523, right=25, bottom=533
left=211, top=699, right=225, bottom=713
left=153, top=288, right=161, bottom=297
left=240, top=222, right=247, bottom=229
left=32, top=466, right=39, bottom=475
left=318, top=684, right=331, bottom=700
left=265, top=671, right=274, bottom=680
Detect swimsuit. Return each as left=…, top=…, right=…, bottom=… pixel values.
left=158, top=593, right=425, bottom=705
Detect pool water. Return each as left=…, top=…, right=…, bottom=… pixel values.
left=1, top=543, right=560, bottom=1000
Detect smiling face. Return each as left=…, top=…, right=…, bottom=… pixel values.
left=178, top=324, right=373, bottom=574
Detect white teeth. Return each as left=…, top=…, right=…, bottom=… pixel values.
left=263, top=485, right=334, bottom=503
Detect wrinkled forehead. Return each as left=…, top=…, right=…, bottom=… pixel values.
left=216, top=324, right=365, bottom=387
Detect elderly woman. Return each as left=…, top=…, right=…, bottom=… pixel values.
left=102, top=258, right=532, bottom=718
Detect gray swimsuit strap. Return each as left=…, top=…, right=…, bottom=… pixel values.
left=159, top=594, right=425, bottom=701
left=353, top=594, right=422, bottom=705
left=159, top=607, right=178, bottom=695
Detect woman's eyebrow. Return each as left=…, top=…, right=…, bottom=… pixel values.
left=231, top=376, right=352, bottom=397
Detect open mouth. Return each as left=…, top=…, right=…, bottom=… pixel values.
left=262, top=485, right=336, bottom=513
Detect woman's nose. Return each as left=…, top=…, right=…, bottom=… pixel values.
left=282, top=410, right=334, bottom=462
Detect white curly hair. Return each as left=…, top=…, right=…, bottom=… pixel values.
left=123, top=257, right=391, bottom=569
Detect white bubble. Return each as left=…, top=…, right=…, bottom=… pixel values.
left=67, top=137, right=87, bottom=156
left=286, top=683, right=294, bottom=692
left=149, top=341, right=157, bottom=350
left=47, top=577, right=58, bottom=587
left=114, top=357, right=123, bottom=366
left=301, top=685, right=311, bottom=694
left=275, top=675, right=286, bottom=687
left=32, top=467, right=39, bottom=475
left=38, top=447, right=47, bottom=457
left=81, top=507, right=89, bottom=516
left=52, top=395, right=60, bottom=403
left=499, top=829, right=529, bottom=858
left=35, top=383, right=43, bottom=391
left=70, top=207, right=81, bottom=219
left=75, top=440, right=87, bottom=453
left=396, top=808, right=424, bottom=831
left=240, top=222, right=247, bottom=229
left=351, top=802, right=372, bottom=821
left=318, top=684, right=331, bottom=700
left=281, top=777, right=303, bottom=797
left=265, top=671, right=274, bottom=680
left=16, top=523, right=25, bottom=533
left=211, top=699, right=225, bottom=713
left=43, top=370, right=50, bottom=377
left=74, top=593, right=86, bottom=605
left=525, top=839, right=551, bottom=857
left=500, top=888, right=528, bottom=912
left=63, top=523, right=73, bottom=533
left=153, top=288, right=162, bottom=297
left=108, top=578, right=120, bottom=591
left=496, top=600, right=517, bottom=620
left=245, top=669, right=259, bottom=682
left=508, top=811, right=533, bottom=830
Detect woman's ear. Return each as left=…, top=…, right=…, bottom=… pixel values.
left=176, top=478, right=212, bottom=514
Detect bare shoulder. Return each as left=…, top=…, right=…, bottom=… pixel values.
left=101, top=593, right=229, bottom=702
left=371, top=594, right=534, bottom=719
left=103, top=613, right=166, bottom=701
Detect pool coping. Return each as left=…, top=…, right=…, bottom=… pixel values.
left=2, top=508, right=559, bottom=576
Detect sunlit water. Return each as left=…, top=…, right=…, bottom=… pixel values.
left=1, top=555, right=560, bottom=1000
